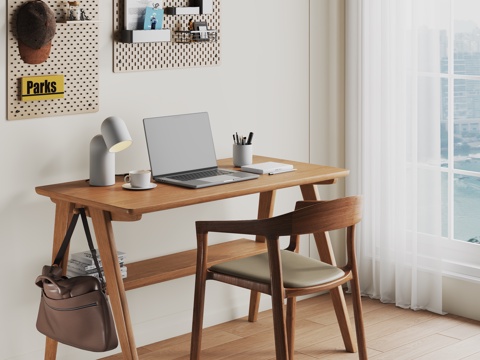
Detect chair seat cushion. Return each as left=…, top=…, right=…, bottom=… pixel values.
left=209, top=250, right=345, bottom=288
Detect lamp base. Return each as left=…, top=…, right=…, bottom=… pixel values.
left=89, top=134, right=115, bottom=186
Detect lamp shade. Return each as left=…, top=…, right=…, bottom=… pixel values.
left=89, top=116, right=132, bottom=186
left=101, top=116, right=132, bottom=152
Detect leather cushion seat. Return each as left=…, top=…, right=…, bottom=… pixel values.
left=210, top=250, right=345, bottom=288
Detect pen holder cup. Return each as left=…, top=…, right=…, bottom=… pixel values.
left=233, top=144, right=253, bottom=167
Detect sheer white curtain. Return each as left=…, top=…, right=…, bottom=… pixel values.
left=346, top=0, right=444, bottom=313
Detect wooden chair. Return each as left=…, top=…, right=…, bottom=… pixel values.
left=190, top=196, right=366, bottom=359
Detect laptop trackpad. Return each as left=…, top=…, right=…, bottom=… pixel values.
left=201, top=175, right=236, bottom=183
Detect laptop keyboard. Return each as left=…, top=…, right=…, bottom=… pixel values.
left=169, top=169, right=232, bottom=181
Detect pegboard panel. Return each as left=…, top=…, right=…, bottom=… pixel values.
left=7, top=0, right=99, bottom=120
left=113, top=0, right=220, bottom=72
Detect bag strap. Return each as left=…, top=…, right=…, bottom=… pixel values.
left=78, top=208, right=104, bottom=284
left=52, top=208, right=105, bottom=286
left=53, top=212, right=80, bottom=266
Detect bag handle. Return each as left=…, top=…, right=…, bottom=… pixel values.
left=79, top=208, right=104, bottom=284
left=35, top=274, right=67, bottom=294
left=52, top=208, right=105, bottom=285
left=52, top=212, right=80, bottom=267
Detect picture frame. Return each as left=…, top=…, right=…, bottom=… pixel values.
left=143, top=6, right=163, bottom=30
left=124, top=0, right=150, bottom=30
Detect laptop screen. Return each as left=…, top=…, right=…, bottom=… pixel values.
left=143, top=112, right=218, bottom=176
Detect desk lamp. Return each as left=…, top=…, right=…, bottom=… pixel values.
left=89, top=116, right=132, bottom=186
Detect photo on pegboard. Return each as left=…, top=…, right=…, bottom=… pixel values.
left=124, top=0, right=150, bottom=30
left=143, top=5, right=163, bottom=30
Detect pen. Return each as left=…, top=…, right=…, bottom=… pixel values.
left=268, top=168, right=297, bottom=175
left=246, top=132, right=254, bottom=145
left=234, top=132, right=253, bottom=145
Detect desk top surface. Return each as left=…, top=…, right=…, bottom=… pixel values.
left=35, top=156, right=349, bottom=216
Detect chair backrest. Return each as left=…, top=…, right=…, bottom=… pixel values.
left=291, top=196, right=362, bottom=235
left=258, top=196, right=362, bottom=239
left=196, top=196, right=362, bottom=240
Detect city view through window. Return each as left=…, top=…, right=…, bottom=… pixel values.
left=439, top=2, right=480, bottom=243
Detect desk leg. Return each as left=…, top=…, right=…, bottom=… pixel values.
left=300, top=184, right=356, bottom=353
left=89, top=208, right=138, bottom=360
left=44, top=200, right=76, bottom=360
left=248, top=190, right=277, bottom=322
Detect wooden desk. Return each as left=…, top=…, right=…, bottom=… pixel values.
left=35, top=156, right=349, bottom=359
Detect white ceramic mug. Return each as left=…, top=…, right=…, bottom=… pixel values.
left=233, top=144, right=253, bottom=167
left=124, top=170, right=151, bottom=188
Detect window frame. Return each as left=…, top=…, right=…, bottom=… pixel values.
left=439, top=0, right=480, bottom=282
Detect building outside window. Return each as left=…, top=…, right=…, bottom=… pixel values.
left=437, top=0, right=480, bottom=245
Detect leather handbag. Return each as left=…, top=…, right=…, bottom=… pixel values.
left=35, top=208, right=118, bottom=352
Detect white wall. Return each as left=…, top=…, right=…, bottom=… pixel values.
left=310, top=0, right=346, bottom=264
left=0, top=1, right=346, bottom=359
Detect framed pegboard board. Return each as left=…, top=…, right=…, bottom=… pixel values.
left=7, top=0, right=99, bottom=120
left=113, top=0, right=221, bottom=72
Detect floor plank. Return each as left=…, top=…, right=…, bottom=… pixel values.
left=101, top=293, right=480, bottom=359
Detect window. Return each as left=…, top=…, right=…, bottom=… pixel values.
left=436, top=1, right=480, bottom=245
left=347, top=0, right=480, bottom=294
left=424, top=0, right=480, bottom=280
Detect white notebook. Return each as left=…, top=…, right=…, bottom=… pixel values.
left=241, top=162, right=294, bottom=175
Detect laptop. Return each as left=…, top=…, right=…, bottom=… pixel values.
left=143, top=112, right=259, bottom=189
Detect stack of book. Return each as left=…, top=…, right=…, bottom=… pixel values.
left=67, top=250, right=127, bottom=279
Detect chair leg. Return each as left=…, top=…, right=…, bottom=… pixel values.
left=190, top=275, right=207, bottom=360
left=270, top=294, right=288, bottom=360
left=190, top=235, right=209, bottom=360
left=248, top=290, right=261, bottom=322
left=267, top=240, right=289, bottom=360
left=350, top=278, right=367, bottom=359
left=330, top=286, right=357, bottom=353
left=286, top=297, right=296, bottom=360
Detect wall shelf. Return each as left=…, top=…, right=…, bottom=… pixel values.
left=174, top=29, right=217, bottom=43
left=61, top=20, right=101, bottom=24
left=113, top=0, right=220, bottom=72
left=121, top=29, right=171, bottom=43
left=164, top=6, right=200, bottom=15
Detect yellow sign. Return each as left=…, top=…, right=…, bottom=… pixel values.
left=21, top=75, right=65, bottom=101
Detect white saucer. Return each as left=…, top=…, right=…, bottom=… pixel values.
left=122, top=183, right=157, bottom=190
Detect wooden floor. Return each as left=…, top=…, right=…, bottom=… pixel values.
left=103, top=293, right=480, bottom=359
